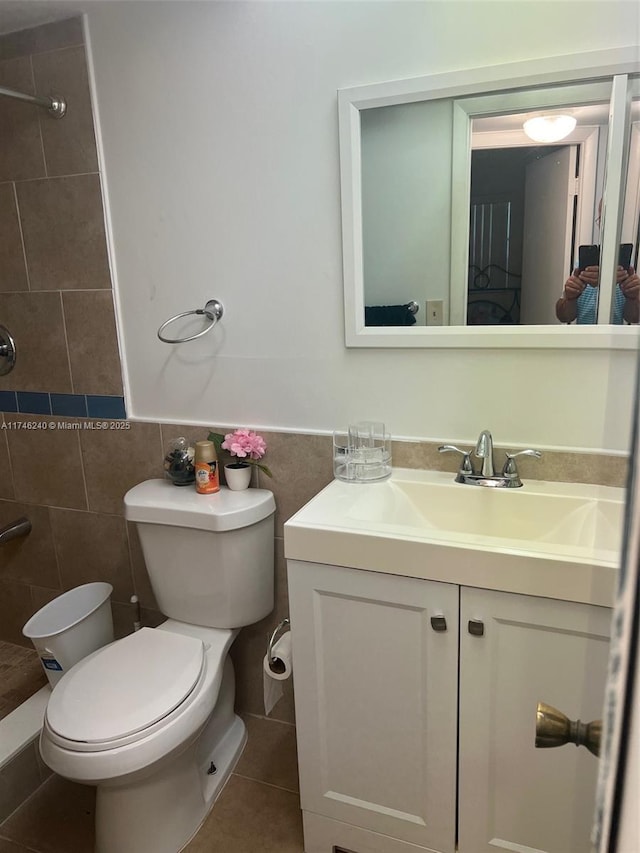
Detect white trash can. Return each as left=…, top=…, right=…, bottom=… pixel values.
left=22, top=582, right=114, bottom=687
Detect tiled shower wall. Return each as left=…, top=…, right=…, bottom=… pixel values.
left=0, top=19, right=629, bottom=730
left=0, top=18, right=124, bottom=419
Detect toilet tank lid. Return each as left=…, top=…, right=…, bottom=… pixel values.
left=124, top=479, right=275, bottom=532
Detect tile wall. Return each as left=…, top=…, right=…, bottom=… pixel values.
left=0, top=18, right=124, bottom=419
left=0, top=19, right=629, bottom=732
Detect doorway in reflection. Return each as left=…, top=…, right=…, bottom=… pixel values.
left=468, top=146, right=563, bottom=325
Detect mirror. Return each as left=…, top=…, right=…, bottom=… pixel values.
left=339, top=48, right=640, bottom=348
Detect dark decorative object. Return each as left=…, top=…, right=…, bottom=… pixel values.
left=164, top=437, right=195, bottom=486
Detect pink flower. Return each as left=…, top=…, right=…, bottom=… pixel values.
left=221, top=429, right=267, bottom=461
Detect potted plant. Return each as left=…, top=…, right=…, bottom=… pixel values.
left=208, top=428, right=273, bottom=490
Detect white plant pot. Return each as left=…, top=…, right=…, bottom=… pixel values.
left=224, top=463, right=252, bottom=491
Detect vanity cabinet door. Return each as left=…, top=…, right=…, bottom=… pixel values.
left=288, top=560, right=458, bottom=853
left=458, top=587, right=611, bottom=853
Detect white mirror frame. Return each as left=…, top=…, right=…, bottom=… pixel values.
left=339, top=47, right=640, bottom=349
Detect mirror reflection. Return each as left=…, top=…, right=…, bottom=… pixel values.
left=555, top=95, right=640, bottom=325
left=359, top=81, right=640, bottom=329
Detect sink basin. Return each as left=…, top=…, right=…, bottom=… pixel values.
left=392, top=478, right=622, bottom=551
left=307, top=469, right=623, bottom=554
left=284, top=468, right=625, bottom=607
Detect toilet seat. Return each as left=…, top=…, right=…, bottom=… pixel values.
left=45, top=628, right=208, bottom=751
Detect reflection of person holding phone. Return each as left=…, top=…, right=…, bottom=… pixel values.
left=555, top=246, right=640, bottom=324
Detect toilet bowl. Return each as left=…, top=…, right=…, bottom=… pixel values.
left=39, top=480, right=276, bottom=853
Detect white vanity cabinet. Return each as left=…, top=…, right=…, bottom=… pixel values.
left=288, top=560, right=459, bottom=853
left=288, top=560, right=612, bottom=853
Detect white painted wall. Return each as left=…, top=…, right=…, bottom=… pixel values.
left=361, top=100, right=452, bottom=320
left=84, top=0, right=640, bottom=451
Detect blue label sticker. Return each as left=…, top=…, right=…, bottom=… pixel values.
left=41, top=657, right=63, bottom=671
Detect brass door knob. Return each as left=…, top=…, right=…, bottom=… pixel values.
left=535, top=701, right=601, bottom=757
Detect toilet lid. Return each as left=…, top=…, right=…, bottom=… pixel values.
left=46, top=628, right=204, bottom=744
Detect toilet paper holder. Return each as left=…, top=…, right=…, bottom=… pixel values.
left=267, top=618, right=290, bottom=674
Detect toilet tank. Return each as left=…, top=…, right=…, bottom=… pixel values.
left=124, top=479, right=276, bottom=629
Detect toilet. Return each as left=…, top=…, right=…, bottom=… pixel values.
left=39, top=479, right=276, bottom=853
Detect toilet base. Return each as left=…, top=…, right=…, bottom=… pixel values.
left=95, top=657, right=245, bottom=853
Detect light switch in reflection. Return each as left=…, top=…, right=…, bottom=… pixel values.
left=426, top=300, right=444, bottom=326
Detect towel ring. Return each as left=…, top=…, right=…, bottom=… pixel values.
left=157, top=299, right=224, bottom=344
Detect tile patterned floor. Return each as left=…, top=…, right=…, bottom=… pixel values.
left=0, top=642, right=47, bottom=722
left=0, top=714, right=304, bottom=853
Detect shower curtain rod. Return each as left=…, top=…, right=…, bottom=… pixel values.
left=0, top=84, right=66, bottom=118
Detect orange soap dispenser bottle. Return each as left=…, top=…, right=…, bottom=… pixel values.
left=194, top=440, right=220, bottom=494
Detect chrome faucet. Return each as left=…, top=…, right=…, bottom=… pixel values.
left=474, top=429, right=495, bottom=477
left=438, top=429, right=542, bottom=488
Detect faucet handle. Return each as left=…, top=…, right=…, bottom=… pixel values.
left=502, top=449, right=542, bottom=477
left=438, top=445, right=475, bottom=475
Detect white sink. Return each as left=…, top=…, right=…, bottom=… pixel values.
left=391, top=477, right=621, bottom=551
left=284, top=468, right=625, bottom=607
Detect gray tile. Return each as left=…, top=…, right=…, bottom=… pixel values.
left=0, top=642, right=46, bottom=722
left=110, top=603, right=165, bottom=640
left=0, top=183, right=28, bottom=292
left=0, top=501, right=59, bottom=588
left=62, top=291, right=123, bottom=395
left=255, top=431, right=333, bottom=536
left=0, top=578, right=35, bottom=646
left=30, top=585, right=61, bottom=613
left=159, top=423, right=213, bottom=457
left=236, top=714, right=299, bottom=793
left=0, top=774, right=95, bottom=853
left=50, top=508, right=134, bottom=604
left=232, top=539, right=295, bottom=724
left=33, top=46, right=98, bottom=177
left=392, top=439, right=629, bottom=488
left=0, top=18, right=84, bottom=62
left=0, top=428, right=15, bottom=500
left=0, top=742, right=41, bottom=824
left=0, top=57, right=45, bottom=181
left=0, top=836, right=37, bottom=853
left=519, top=449, right=628, bottom=488
left=36, top=749, right=53, bottom=783
left=111, top=600, right=137, bottom=639
left=392, top=439, right=456, bottom=473
left=7, top=416, right=87, bottom=509
left=17, top=174, right=111, bottom=291
left=0, top=292, right=72, bottom=393
left=79, top=421, right=163, bottom=515
left=140, top=607, right=166, bottom=628
left=184, top=775, right=303, bottom=853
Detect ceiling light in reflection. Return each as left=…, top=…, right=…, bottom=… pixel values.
left=523, top=115, right=577, bottom=143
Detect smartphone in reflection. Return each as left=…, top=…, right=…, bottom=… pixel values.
left=577, top=244, right=634, bottom=273
left=578, top=245, right=600, bottom=271
left=619, top=243, right=633, bottom=272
